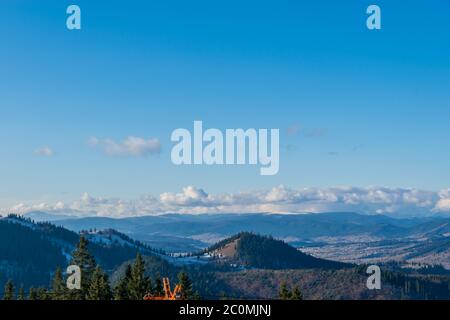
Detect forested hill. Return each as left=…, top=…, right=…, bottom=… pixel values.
left=0, top=216, right=68, bottom=289
left=204, top=232, right=350, bottom=269
left=0, top=215, right=160, bottom=289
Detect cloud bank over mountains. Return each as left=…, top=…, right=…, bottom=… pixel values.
left=2, top=186, right=450, bottom=218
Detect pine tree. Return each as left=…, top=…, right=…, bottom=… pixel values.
left=70, top=236, right=97, bottom=299
left=114, top=264, right=132, bottom=300
left=52, top=266, right=67, bottom=300
left=3, top=280, right=15, bottom=300
left=87, top=266, right=112, bottom=300
left=279, top=282, right=291, bottom=300
left=18, top=286, right=25, bottom=300
left=28, top=287, right=38, bottom=300
left=291, top=285, right=303, bottom=300
left=178, top=272, right=194, bottom=300
left=127, top=252, right=151, bottom=300
left=154, top=277, right=164, bottom=297
left=37, top=287, right=50, bottom=300
left=193, top=291, right=201, bottom=300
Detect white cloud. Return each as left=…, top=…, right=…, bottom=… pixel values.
left=435, top=199, right=450, bottom=212
left=89, top=136, right=161, bottom=157
left=34, top=146, right=54, bottom=157
left=1, top=186, right=449, bottom=218
left=160, top=186, right=212, bottom=207
left=432, top=189, right=450, bottom=212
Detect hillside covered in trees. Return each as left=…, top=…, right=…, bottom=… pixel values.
left=1, top=235, right=197, bottom=300
left=0, top=215, right=162, bottom=290
left=1, top=217, right=449, bottom=300
left=203, top=232, right=349, bottom=269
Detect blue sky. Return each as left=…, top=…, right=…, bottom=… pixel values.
left=1, top=1, right=450, bottom=215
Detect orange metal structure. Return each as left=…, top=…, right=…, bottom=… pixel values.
left=143, top=277, right=182, bottom=300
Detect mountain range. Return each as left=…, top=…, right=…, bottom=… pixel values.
left=21, top=211, right=450, bottom=269
left=1, top=214, right=449, bottom=299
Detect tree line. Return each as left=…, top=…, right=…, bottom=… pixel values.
left=278, top=282, right=303, bottom=300
left=2, top=236, right=197, bottom=300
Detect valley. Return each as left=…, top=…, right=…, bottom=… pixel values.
left=1, top=212, right=449, bottom=300
left=41, top=212, right=450, bottom=270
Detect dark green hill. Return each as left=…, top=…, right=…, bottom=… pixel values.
left=205, top=232, right=349, bottom=269
left=0, top=217, right=68, bottom=289
left=0, top=215, right=161, bottom=290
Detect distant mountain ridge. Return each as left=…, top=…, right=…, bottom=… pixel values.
left=23, top=211, right=78, bottom=222
left=43, top=211, right=450, bottom=269
left=36, top=211, right=449, bottom=247
left=13, top=211, right=450, bottom=269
